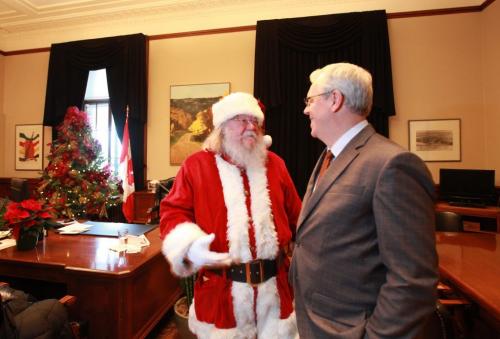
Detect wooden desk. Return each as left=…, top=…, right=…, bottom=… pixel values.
left=436, top=232, right=500, bottom=330
left=0, top=227, right=181, bottom=338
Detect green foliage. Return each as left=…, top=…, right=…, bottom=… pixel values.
left=37, top=106, right=120, bottom=219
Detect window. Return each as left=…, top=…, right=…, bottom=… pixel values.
left=83, top=69, right=122, bottom=174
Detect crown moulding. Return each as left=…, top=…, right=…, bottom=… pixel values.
left=0, top=0, right=494, bottom=53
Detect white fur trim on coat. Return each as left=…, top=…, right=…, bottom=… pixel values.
left=232, top=282, right=257, bottom=338
left=162, top=222, right=207, bottom=277
left=215, top=154, right=279, bottom=261
left=256, top=277, right=280, bottom=337
left=215, top=155, right=252, bottom=262
left=188, top=278, right=298, bottom=339
left=247, top=164, right=279, bottom=259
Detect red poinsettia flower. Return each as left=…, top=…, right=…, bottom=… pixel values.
left=2, top=199, right=55, bottom=240
left=38, top=211, right=53, bottom=219
left=4, top=202, right=30, bottom=223
left=20, top=199, right=42, bottom=212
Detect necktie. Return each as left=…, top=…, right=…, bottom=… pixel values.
left=316, top=150, right=334, bottom=184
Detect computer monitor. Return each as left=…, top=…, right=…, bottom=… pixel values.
left=439, top=169, right=497, bottom=207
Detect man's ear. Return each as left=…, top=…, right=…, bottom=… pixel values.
left=331, top=90, right=343, bottom=112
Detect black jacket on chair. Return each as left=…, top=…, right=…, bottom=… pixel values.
left=0, top=285, right=72, bottom=339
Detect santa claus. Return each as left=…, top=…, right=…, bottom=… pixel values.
left=160, top=92, right=301, bottom=338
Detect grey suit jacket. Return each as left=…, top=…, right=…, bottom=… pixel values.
left=290, top=125, right=438, bottom=339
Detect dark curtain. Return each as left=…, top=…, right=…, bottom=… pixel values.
left=254, top=10, right=395, bottom=197
left=43, top=33, right=147, bottom=190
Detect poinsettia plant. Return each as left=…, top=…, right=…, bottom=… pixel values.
left=2, top=199, right=55, bottom=240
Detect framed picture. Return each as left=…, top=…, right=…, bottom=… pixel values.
left=15, top=124, right=46, bottom=170
left=408, top=119, right=461, bottom=162
left=169, top=82, right=230, bottom=165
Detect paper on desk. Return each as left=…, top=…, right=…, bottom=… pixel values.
left=109, top=234, right=150, bottom=253
left=0, top=239, right=16, bottom=251
left=0, top=229, right=12, bottom=240
left=57, top=221, right=92, bottom=234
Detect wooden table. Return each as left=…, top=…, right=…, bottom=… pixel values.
left=0, top=226, right=181, bottom=338
left=436, top=231, right=500, bottom=329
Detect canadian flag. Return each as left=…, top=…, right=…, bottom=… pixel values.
left=120, top=113, right=135, bottom=222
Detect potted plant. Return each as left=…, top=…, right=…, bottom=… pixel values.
left=2, top=199, right=55, bottom=250
left=174, top=274, right=196, bottom=339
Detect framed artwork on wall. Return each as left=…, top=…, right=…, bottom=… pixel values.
left=169, top=82, right=230, bottom=165
left=15, top=124, right=45, bottom=170
left=408, top=119, right=461, bottom=162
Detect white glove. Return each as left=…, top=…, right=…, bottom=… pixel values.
left=187, top=233, right=231, bottom=269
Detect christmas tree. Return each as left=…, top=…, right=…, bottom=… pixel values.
left=38, top=106, right=120, bottom=219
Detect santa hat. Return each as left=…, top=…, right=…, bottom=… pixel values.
left=212, top=92, right=264, bottom=128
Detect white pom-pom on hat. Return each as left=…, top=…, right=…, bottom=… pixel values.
left=212, top=92, right=264, bottom=128
left=263, top=135, right=272, bottom=148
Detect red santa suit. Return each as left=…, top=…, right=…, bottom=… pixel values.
left=160, top=149, right=301, bottom=338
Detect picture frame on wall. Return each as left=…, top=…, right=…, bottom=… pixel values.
left=15, top=124, right=51, bottom=171
left=408, top=119, right=461, bottom=162
left=169, top=82, right=230, bottom=165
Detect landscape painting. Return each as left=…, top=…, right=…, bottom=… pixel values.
left=408, top=119, right=461, bottom=162
left=170, top=83, right=230, bottom=165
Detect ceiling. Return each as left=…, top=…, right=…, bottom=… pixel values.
left=0, top=0, right=486, bottom=52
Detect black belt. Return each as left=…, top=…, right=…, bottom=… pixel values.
left=212, top=258, right=279, bottom=286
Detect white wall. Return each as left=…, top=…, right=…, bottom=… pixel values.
left=2, top=53, right=49, bottom=178
left=482, top=0, right=500, bottom=179
left=147, top=31, right=256, bottom=180
left=1, top=7, right=499, bottom=185
left=0, top=54, right=4, bottom=174
left=388, top=12, right=485, bottom=183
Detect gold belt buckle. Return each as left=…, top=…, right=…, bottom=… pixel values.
left=245, top=260, right=264, bottom=287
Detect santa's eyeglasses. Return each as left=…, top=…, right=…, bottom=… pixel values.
left=231, top=116, right=260, bottom=127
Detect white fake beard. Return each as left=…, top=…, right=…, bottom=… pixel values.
left=222, top=132, right=267, bottom=169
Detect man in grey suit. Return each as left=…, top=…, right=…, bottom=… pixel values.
left=290, top=62, right=438, bottom=338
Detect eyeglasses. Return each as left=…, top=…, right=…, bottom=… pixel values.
left=231, top=116, right=260, bottom=126
left=304, top=90, right=333, bottom=106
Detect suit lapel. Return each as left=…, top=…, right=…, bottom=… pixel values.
left=297, top=125, right=376, bottom=232
left=297, top=149, right=327, bottom=226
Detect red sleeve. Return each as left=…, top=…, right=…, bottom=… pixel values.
left=159, top=163, right=195, bottom=239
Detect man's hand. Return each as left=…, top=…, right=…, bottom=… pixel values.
left=187, top=233, right=231, bottom=269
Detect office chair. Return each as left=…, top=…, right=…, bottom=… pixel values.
left=435, top=211, right=464, bottom=232
left=0, top=282, right=82, bottom=338
left=437, top=282, right=473, bottom=339
left=434, top=211, right=471, bottom=337
left=147, top=177, right=175, bottom=224
left=417, top=301, right=455, bottom=339
left=9, top=178, right=30, bottom=202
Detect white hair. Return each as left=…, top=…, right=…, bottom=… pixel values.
left=310, top=62, right=373, bottom=116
